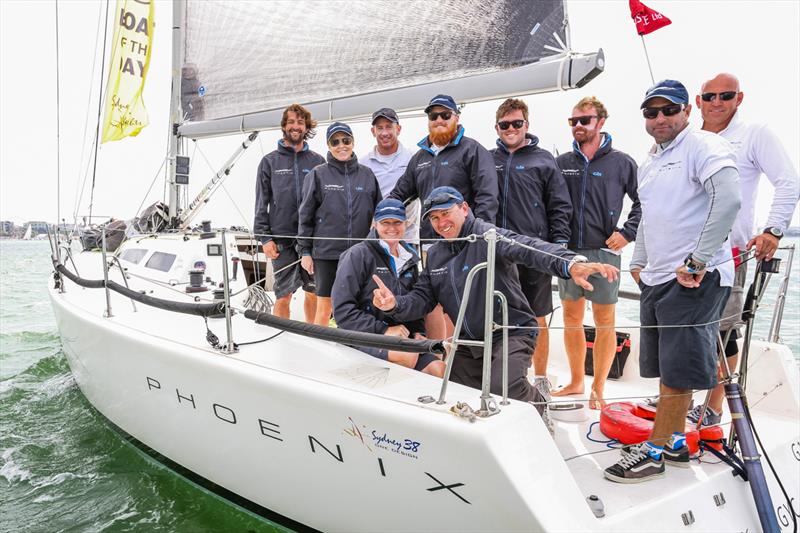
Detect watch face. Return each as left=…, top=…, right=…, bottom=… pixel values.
left=766, top=227, right=783, bottom=238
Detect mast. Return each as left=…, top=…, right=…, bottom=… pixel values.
left=167, top=0, right=186, bottom=224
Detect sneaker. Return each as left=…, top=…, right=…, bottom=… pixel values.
left=662, top=433, right=690, bottom=468
left=686, top=405, right=721, bottom=427
left=531, top=377, right=554, bottom=435
left=604, top=442, right=665, bottom=484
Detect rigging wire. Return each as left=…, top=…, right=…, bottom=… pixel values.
left=88, top=0, right=111, bottom=223
left=55, top=0, right=61, bottom=233
left=192, top=141, right=251, bottom=228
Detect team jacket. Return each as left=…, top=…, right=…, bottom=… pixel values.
left=332, top=231, right=425, bottom=335
left=253, top=140, right=325, bottom=245
left=388, top=126, right=498, bottom=240
left=388, top=214, right=576, bottom=344
left=492, top=134, right=572, bottom=243
left=556, top=133, right=641, bottom=249
left=298, top=152, right=381, bottom=260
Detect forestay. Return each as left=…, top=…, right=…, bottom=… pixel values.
left=177, top=0, right=603, bottom=138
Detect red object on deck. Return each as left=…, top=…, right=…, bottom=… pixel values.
left=600, top=402, right=701, bottom=454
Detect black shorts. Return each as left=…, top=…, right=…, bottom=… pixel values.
left=517, top=265, right=554, bottom=317
left=272, top=243, right=315, bottom=298
left=313, top=258, right=339, bottom=298
left=638, top=270, right=730, bottom=390
left=450, top=334, right=536, bottom=402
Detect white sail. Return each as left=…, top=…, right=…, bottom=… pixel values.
left=22, top=224, right=32, bottom=240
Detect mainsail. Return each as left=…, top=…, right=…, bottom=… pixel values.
left=176, top=0, right=604, bottom=139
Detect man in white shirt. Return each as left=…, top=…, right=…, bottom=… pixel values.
left=604, top=80, right=741, bottom=484
left=689, top=73, right=800, bottom=425
left=360, top=108, right=418, bottom=243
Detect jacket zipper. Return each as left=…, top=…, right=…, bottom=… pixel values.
left=503, top=150, right=513, bottom=227
left=578, top=156, right=589, bottom=248
left=345, top=163, right=353, bottom=247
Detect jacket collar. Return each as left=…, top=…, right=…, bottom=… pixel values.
left=326, top=152, right=358, bottom=173
left=366, top=228, right=420, bottom=271
left=445, top=212, right=476, bottom=254
left=417, top=125, right=466, bottom=155
left=277, top=139, right=308, bottom=154
left=495, top=133, right=539, bottom=155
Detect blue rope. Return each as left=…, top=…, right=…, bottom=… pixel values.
left=586, top=421, right=620, bottom=449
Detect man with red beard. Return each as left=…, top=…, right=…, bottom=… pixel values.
left=554, top=96, right=641, bottom=409
left=389, top=94, right=498, bottom=339
left=254, top=104, right=325, bottom=322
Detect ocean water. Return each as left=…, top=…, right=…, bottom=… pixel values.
left=1, top=239, right=797, bottom=531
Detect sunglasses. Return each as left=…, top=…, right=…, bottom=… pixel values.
left=567, top=115, right=597, bottom=127
left=328, top=137, right=353, bottom=147
left=427, top=111, right=453, bottom=122
left=642, top=104, right=684, bottom=119
left=497, top=119, right=526, bottom=130
left=423, top=192, right=461, bottom=213
left=700, top=91, right=737, bottom=102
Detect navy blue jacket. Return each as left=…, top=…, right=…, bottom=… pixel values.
left=253, top=141, right=325, bottom=245
left=332, top=231, right=425, bottom=336
left=556, top=133, right=641, bottom=249
left=388, top=214, right=576, bottom=343
left=388, top=126, right=498, bottom=241
left=298, top=153, right=381, bottom=260
left=492, top=134, right=572, bottom=243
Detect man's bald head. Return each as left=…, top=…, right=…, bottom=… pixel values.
left=697, top=73, right=743, bottom=133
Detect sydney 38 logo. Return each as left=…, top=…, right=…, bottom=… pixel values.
left=343, top=417, right=423, bottom=459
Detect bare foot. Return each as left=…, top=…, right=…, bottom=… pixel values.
left=589, top=389, right=607, bottom=410
left=552, top=383, right=584, bottom=397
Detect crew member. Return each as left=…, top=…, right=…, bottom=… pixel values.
left=298, top=122, right=381, bottom=327
left=491, top=97, right=572, bottom=407
left=371, top=186, right=618, bottom=418
left=554, top=96, right=641, bottom=409
left=254, top=104, right=325, bottom=322
left=332, top=199, right=444, bottom=377
left=604, top=80, right=740, bottom=483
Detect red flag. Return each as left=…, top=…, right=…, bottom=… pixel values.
left=629, top=0, right=672, bottom=35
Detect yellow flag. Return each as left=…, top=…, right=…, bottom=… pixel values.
left=101, top=0, right=154, bottom=143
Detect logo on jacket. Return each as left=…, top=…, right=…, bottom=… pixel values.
left=462, top=264, right=470, bottom=272
left=592, top=171, right=603, bottom=177
left=274, top=168, right=292, bottom=175
left=561, top=168, right=581, bottom=176
left=430, top=267, right=448, bottom=276
left=302, top=168, right=311, bottom=173
left=355, top=186, right=364, bottom=191
left=515, top=165, right=525, bottom=170
left=441, top=161, right=449, bottom=166
left=324, top=184, right=345, bottom=191
left=416, top=161, right=432, bottom=170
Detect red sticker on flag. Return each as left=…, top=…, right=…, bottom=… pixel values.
left=629, top=0, right=672, bottom=36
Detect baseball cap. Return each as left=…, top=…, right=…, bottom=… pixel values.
left=371, top=108, right=399, bottom=125
left=326, top=121, right=353, bottom=141
left=424, top=94, right=459, bottom=114
left=373, top=198, right=407, bottom=222
left=422, top=186, right=465, bottom=219
left=640, top=79, right=689, bottom=108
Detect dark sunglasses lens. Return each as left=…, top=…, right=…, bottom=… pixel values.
left=428, top=111, right=452, bottom=121
left=342, top=137, right=352, bottom=145
left=497, top=120, right=524, bottom=130
left=642, top=105, right=682, bottom=119
left=663, top=104, right=682, bottom=116
left=498, top=121, right=510, bottom=130
left=720, top=91, right=737, bottom=101
left=568, top=116, right=594, bottom=126
left=701, top=91, right=737, bottom=102
left=329, top=137, right=352, bottom=147
left=701, top=92, right=715, bottom=102
left=642, top=108, right=658, bottom=119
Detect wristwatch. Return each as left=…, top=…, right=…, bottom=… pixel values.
left=763, top=226, right=784, bottom=239
left=683, top=254, right=706, bottom=274
left=567, top=254, right=588, bottom=272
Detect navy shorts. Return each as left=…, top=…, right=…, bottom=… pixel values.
left=313, top=258, right=339, bottom=298
left=357, top=346, right=440, bottom=371
left=638, top=269, right=730, bottom=390
left=517, top=265, right=554, bottom=317
left=271, top=243, right=315, bottom=298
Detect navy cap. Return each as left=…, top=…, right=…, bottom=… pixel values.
left=424, top=94, right=459, bottom=114
left=641, top=79, right=689, bottom=108
left=326, top=121, right=353, bottom=141
left=373, top=198, right=406, bottom=222
left=422, top=186, right=465, bottom=219
left=371, top=108, right=399, bottom=125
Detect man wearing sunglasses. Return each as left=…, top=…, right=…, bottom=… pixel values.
left=254, top=104, right=325, bottom=322
left=553, top=96, right=641, bottom=409
left=490, top=98, right=573, bottom=420
left=604, top=79, right=741, bottom=484
left=371, top=186, right=618, bottom=421
left=687, top=73, right=800, bottom=428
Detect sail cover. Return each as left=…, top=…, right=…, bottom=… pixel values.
left=179, top=0, right=602, bottom=137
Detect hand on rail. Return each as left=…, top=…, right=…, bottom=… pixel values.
left=263, top=241, right=280, bottom=260
left=747, top=233, right=779, bottom=261
left=385, top=324, right=410, bottom=338
left=569, top=262, right=619, bottom=291
left=372, top=274, right=396, bottom=311
left=301, top=255, right=314, bottom=275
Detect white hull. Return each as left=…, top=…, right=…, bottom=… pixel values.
left=50, top=236, right=800, bottom=532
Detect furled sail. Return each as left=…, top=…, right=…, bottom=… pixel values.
left=177, top=0, right=604, bottom=138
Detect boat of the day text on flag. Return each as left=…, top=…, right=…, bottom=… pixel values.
left=47, top=1, right=799, bottom=531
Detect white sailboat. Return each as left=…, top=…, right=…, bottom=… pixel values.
left=22, top=224, right=32, bottom=240
left=48, top=1, right=799, bottom=532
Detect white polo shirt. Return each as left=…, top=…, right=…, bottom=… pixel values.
left=637, top=125, right=738, bottom=286
left=717, top=112, right=800, bottom=248
left=362, top=143, right=419, bottom=243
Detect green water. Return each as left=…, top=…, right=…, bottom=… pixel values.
left=1, top=239, right=797, bottom=532
left=0, top=241, right=285, bottom=532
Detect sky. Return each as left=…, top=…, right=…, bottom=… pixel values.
left=1, top=0, right=798, bottom=230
